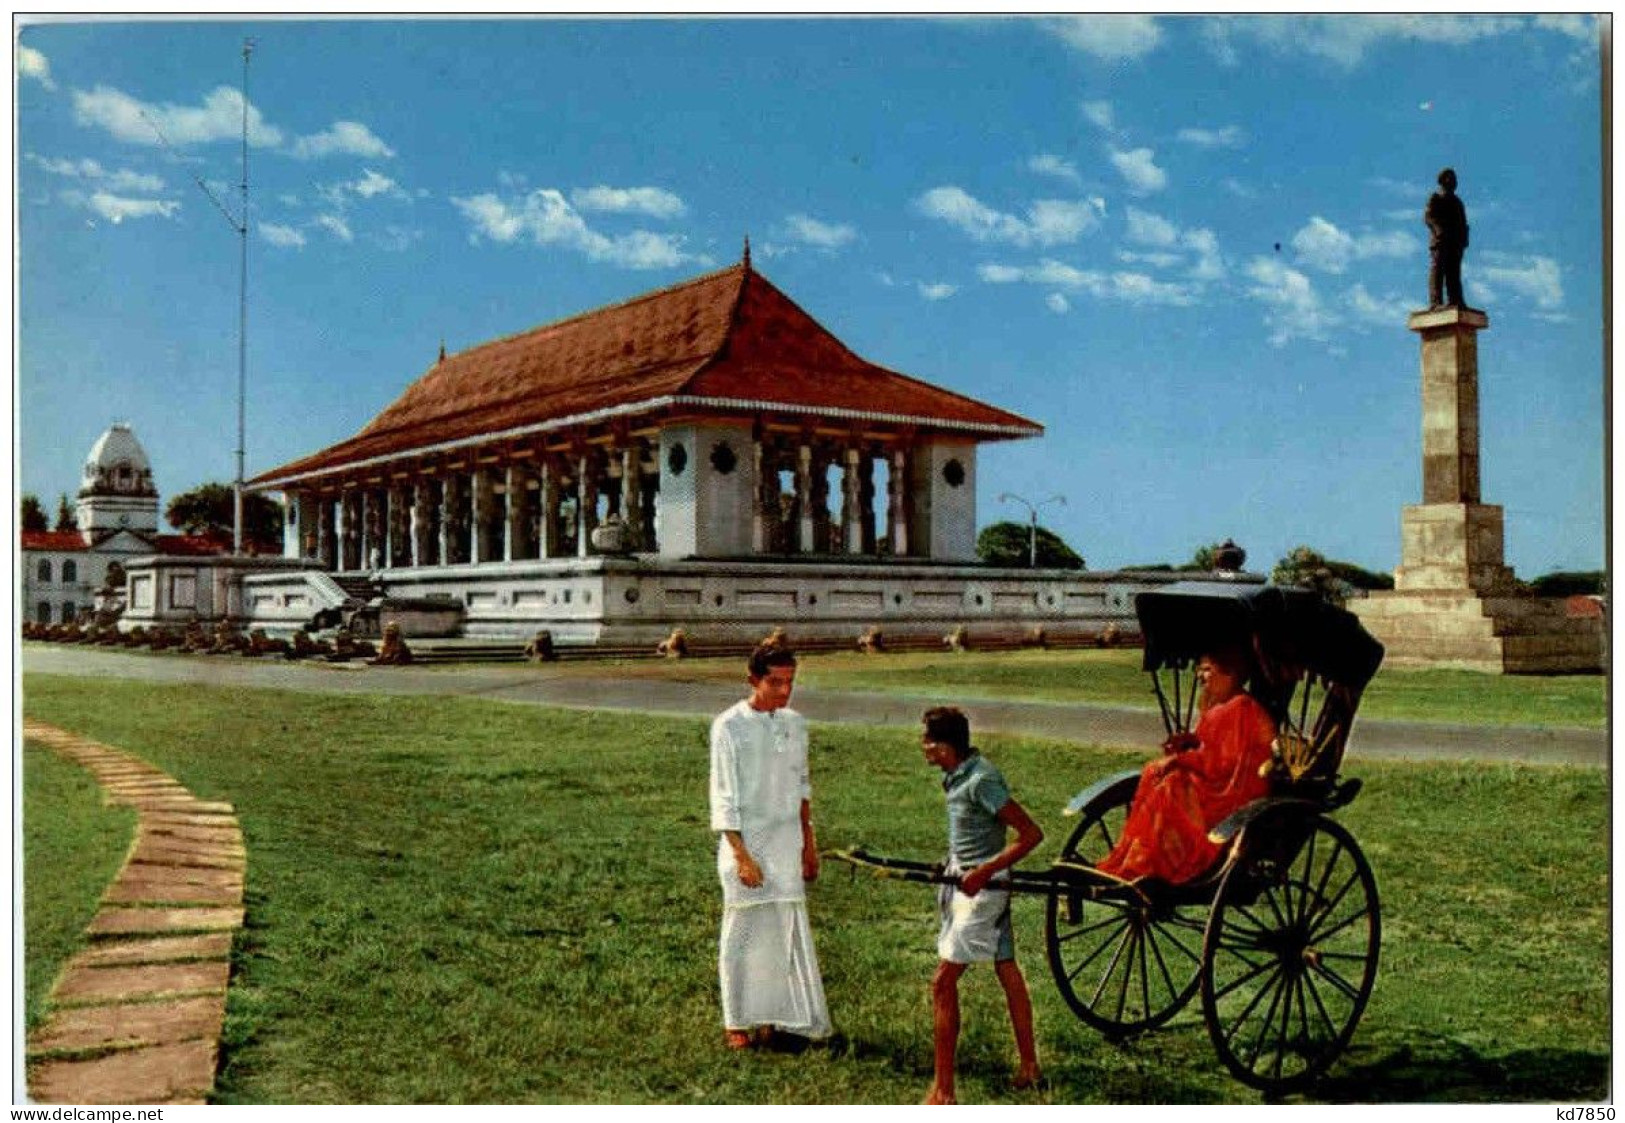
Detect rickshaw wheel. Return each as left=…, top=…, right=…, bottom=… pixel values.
left=1200, top=812, right=1380, bottom=1094
left=1044, top=785, right=1204, bottom=1036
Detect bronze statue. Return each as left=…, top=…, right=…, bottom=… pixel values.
left=1425, top=167, right=1470, bottom=309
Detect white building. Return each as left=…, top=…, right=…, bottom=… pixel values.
left=20, top=423, right=225, bottom=625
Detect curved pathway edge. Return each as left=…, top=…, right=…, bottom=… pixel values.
left=24, top=721, right=244, bottom=1106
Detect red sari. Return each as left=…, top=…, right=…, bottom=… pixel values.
left=1096, top=693, right=1276, bottom=885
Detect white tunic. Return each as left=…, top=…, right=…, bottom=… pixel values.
left=709, top=700, right=831, bottom=1037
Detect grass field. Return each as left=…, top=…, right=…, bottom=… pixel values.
left=21, top=672, right=1607, bottom=1104
left=22, top=740, right=138, bottom=1031
left=463, top=648, right=1607, bottom=729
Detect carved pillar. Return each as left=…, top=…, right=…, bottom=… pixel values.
left=640, top=445, right=659, bottom=553
left=537, top=459, right=555, bottom=559
left=577, top=451, right=598, bottom=558
left=620, top=444, right=641, bottom=548
left=751, top=436, right=769, bottom=554
left=842, top=447, right=864, bottom=555
left=859, top=453, right=877, bottom=553
left=410, top=480, right=427, bottom=567
left=438, top=476, right=454, bottom=566
left=470, top=468, right=493, bottom=564
left=316, top=496, right=333, bottom=569
left=795, top=442, right=815, bottom=554
left=889, top=447, right=910, bottom=557
left=504, top=465, right=525, bottom=561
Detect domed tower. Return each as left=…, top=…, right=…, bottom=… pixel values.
left=75, top=422, right=160, bottom=542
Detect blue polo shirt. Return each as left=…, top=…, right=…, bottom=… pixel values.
left=942, top=751, right=1011, bottom=868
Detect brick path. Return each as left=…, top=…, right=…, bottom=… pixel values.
left=24, top=721, right=245, bottom=1105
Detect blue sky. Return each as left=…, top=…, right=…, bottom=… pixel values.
left=14, top=15, right=1607, bottom=576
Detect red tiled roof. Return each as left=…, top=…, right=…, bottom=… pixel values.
left=251, top=263, right=1041, bottom=487
left=20, top=530, right=88, bottom=551
left=1565, top=594, right=1605, bottom=618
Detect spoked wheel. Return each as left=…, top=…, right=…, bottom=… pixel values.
left=1045, top=782, right=1205, bottom=1036
left=1201, top=812, right=1380, bottom=1094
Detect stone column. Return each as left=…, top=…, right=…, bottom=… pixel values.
left=889, top=447, right=910, bottom=557
left=751, top=436, right=769, bottom=554
left=577, top=452, right=598, bottom=558
left=316, top=497, right=333, bottom=569
left=842, top=447, right=864, bottom=555
left=859, top=454, right=877, bottom=553
left=1395, top=306, right=1511, bottom=593
left=410, top=480, right=428, bottom=567
left=537, top=460, right=555, bottom=559
left=504, top=465, right=525, bottom=561
left=438, top=476, right=454, bottom=566
left=470, top=468, right=493, bottom=564
left=620, top=444, right=642, bottom=548
left=639, top=445, right=659, bottom=552
left=794, top=443, right=814, bottom=553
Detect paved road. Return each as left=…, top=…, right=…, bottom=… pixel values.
left=20, top=644, right=1609, bottom=767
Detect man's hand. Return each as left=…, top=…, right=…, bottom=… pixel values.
left=1161, top=731, right=1200, bottom=756
left=735, top=851, right=764, bottom=888
left=960, top=865, right=994, bottom=898
left=802, top=845, right=820, bottom=883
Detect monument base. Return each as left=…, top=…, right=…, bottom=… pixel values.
left=1351, top=590, right=1604, bottom=673
left=1394, top=502, right=1515, bottom=594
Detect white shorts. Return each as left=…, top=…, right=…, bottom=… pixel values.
left=936, top=865, right=1015, bottom=964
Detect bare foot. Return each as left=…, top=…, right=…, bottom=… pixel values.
left=923, top=1085, right=956, bottom=1105
left=724, top=1029, right=753, bottom=1051
left=1011, top=1065, right=1043, bottom=1091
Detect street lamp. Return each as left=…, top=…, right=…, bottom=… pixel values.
left=998, top=492, right=1066, bottom=568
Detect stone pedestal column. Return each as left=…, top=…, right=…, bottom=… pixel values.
left=751, top=438, right=769, bottom=554
left=537, top=461, right=555, bottom=559
left=504, top=466, right=526, bottom=561
left=1395, top=307, right=1510, bottom=594
left=620, top=445, right=642, bottom=548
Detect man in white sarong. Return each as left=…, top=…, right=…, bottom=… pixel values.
left=709, top=640, right=832, bottom=1050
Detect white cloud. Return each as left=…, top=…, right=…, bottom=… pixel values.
left=1290, top=216, right=1416, bottom=273
left=351, top=169, right=405, bottom=200
left=1245, top=257, right=1335, bottom=346
left=1028, top=153, right=1081, bottom=185
left=915, top=186, right=1099, bottom=247
left=315, top=213, right=354, bottom=243
left=64, top=190, right=180, bottom=225
left=1117, top=249, right=1181, bottom=269
left=1184, top=228, right=1225, bottom=281
left=19, top=45, right=55, bottom=90
left=1177, top=125, right=1246, bottom=149
left=571, top=186, right=687, bottom=219
left=918, top=282, right=957, bottom=301
left=1125, top=207, right=1179, bottom=248
left=1476, top=252, right=1564, bottom=310
left=1201, top=15, right=1528, bottom=69
left=260, top=222, right=307, bottom=248
left=1046, top=293, right=1070, bottom=314
left=1081, top=100, right=1116, bottom=132
left=1346, top=283, right=1410, bottom=324
left=1534, top=14, right=1599, bottom=40
left=1222, top=178, right=1256, bottom=199
left=73, top=84, right=284, bottom=147
left=978, top=258, right=1193, bottom=306
left=784, top=213, right=857, bottom=250
left=26, top=153, right=165, bottom=193
left=1108, top=146, right=1167, bottom=194
left=289, top=120, right=395, bottom=160
left=1042, top=16, right=1163, bottom=61
left=451, top=187, right=699, bottom=269
left=375, top=225, right=424, bottom=252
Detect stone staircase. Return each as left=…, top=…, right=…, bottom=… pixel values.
left=1353, top=591, right=1605, bottom=672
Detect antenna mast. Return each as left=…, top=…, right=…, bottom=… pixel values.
left=233, top=38, right=252, bottom=557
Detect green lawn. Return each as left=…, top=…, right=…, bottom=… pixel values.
left=503, top=648, right=1607, bottom=730
left=22, top=673, right=1608, bottom=1103
left=23, top=740, right=138, bottom=1030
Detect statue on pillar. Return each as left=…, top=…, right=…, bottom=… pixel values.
left=1425, top=167, right=1470, bottom=310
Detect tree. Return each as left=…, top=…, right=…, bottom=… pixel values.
left=54, top=494, right=77, bottom=532
left=976, top=521, right=1085, bottom=569
left=165, top=482, right=283, bottom=553
left=1272, top=545, right=1393, bottom=604
left=20, top=493, right=48, bottom=533
left=1190, top=544, right=1218, bottom=571
left=1526, top=570, right=1605, bottom=598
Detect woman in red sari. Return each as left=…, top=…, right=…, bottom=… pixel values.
left=1096, top=647, right=1276, bottom=885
